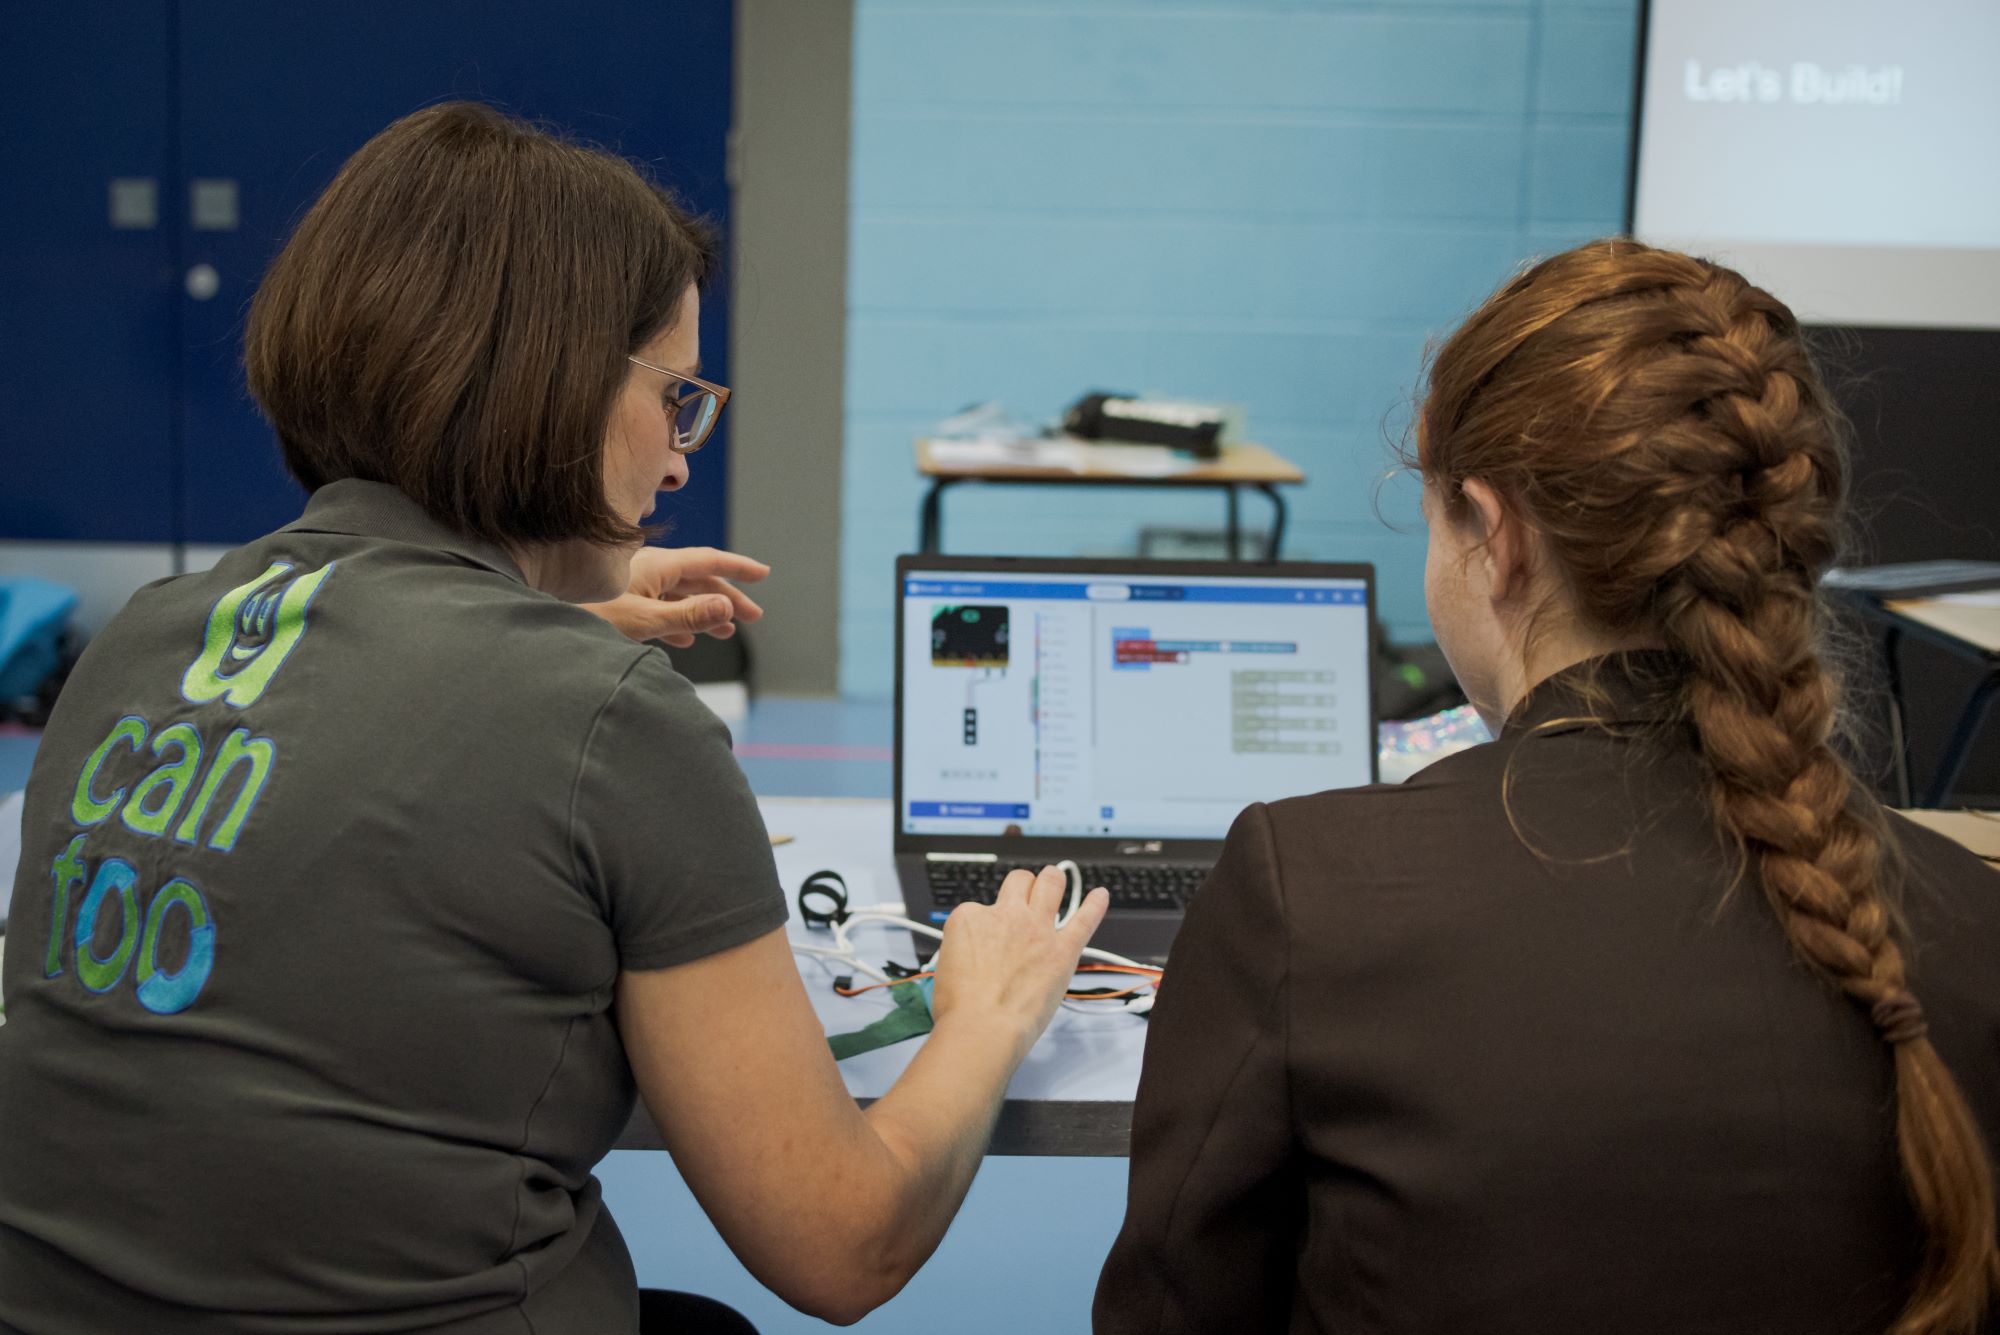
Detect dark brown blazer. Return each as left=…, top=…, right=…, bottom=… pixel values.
left=1095, top=653, right=2000, bottom=1334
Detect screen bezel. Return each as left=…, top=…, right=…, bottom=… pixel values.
left=1623, top=0, right=1652, bottom=235
left=892, top=553, right=1380, bottom=858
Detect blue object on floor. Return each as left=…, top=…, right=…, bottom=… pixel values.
left=0, top=577, right=77, bottom=700
left=0, top=735, right=36, bottom=794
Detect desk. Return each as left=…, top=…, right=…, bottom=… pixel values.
left=915, top=438, right=1304, bottom=562
left=1896, top=808, right=2000, bottom=862
left=1839, top=591, right=2000, bottom=807
left=614, top=796, right=1144, bottom=1158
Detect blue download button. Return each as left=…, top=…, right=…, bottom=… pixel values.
left=909, top=801, right=1031, bottom=819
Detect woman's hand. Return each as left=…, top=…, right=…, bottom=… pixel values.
left=583, top=546, right=770, bottom=647
left=927, top=867, right=1110, bottom=1059
left=618, top=870, right=1107, bottom=1322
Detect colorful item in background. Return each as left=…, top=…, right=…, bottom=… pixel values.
left=1378, top=705, right=1493, bottom=784
left=827, top=977, right=936, bottom=1060
left=0, top=577, right=79, bottom=712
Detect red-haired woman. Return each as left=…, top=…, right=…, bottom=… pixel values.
left=1096, top=240, right=1999, bottom=1335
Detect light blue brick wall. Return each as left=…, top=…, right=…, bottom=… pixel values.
left=841, top=0, right=1638, bottom=697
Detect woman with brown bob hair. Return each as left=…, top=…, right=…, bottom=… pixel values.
left=1096, top=240, right=2000, bottom=1334
left=0, top=103, right=1106, bottom=1333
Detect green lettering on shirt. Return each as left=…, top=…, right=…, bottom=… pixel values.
left=182, top=562, right=334, bottom=709
left=120, top=723, right=204, bottom=838
left=135, top=879, right=216, bottom=1015
left=173, top=729, right=276, bottom=853
left=45, top=835, right=90, bottom=978
left=72, top=717, right=148, bottom=827
left=74, top=859, right=141, bottom=994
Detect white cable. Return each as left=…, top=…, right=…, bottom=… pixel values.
left=1044, top=861, right=1155, bottom=971
left=789, top=938, right=892, bottom=986
left=1050, top=863, right=1157, bottom=1013
left=791, top=879, right=1161, bottom=1016
left=841, top=899, right=1155, bottom=972
left=1054, top=858, right=1084, bottom=927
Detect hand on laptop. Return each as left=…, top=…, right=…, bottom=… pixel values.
left=927, top=866, right=1110, bottom=1060
left=584, top=546, right=769, bottom=647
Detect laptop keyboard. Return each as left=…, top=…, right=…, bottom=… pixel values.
left=926, top=861, right=1210, bottom=912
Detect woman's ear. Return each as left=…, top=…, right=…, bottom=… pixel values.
left=1460, top=478, right=1528, bottom=605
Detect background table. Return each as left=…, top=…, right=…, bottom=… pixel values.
left=1896, top=808, right=2000, bottom=862
left=1836, top=589, right=2000, bottom=807
left=914, top=438, right=1304, bottom=561
left=615, top=796, right=1147, bottom=1158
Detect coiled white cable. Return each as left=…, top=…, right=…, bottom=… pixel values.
left=790, top=860, right=1159, bottom=1017
left=1054, top=858, right=1157, bottom=1014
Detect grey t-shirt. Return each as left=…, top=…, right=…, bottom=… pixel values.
left=0, top=480, right=787, bottom=1333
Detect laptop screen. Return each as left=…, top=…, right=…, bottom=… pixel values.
left=899, top=565, right=1375, bottom=840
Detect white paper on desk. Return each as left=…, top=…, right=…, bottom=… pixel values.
left=1930, top=590, right=2000, bottom=608
left=927, top=435, right=1202, bottom=478
left=1884, top=598, right=2000, bottom=654
left=926, top=438, right=1085, bottom=471
left=1084, top=444, right=1197, bottom=477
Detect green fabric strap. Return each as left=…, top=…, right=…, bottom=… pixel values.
left=827, top=983, right=934, bottom=1061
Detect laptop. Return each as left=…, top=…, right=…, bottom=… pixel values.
left=893, top=554, right=1378, bottom=965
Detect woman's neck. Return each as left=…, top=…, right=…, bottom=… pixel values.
left=505, top=541, right=618, bottom=603
left=1491, top=621, right=1665, bottom=725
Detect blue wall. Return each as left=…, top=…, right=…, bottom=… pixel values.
left=0, top=3, right=734, bottom=551
left=839, top=0, right=1638, bottom=696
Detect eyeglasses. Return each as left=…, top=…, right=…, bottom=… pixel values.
left=627, top=356, right=731, bottom=454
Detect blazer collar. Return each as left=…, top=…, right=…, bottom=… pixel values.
left=1499, top=650, right=1690, bottom=740
left=280, top=479, right=527, bottom=585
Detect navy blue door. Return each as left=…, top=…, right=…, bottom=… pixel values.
left=2, top=2, right=734, bottom=550
left=176, top=1, right=736, bottom=547
left=0, top=7, right=179, bottom=542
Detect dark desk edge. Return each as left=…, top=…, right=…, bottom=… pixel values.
left=618, top=1099, right=1134, bottom=1159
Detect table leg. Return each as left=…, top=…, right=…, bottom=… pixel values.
left=1256, top=484, right=1288, bottom=562
left=1224, top=486, right=1242, bottom=560
left=1921, top=670, right=2000, bottom=808
left=1883, top=625, right=1913, bottom=809
left=919, top=479, right=949, bottom=555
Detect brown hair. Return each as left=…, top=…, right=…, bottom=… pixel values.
left=1420, top=239, right=1998, bottom=1333
left=245, top=101, right=718, bottom=548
